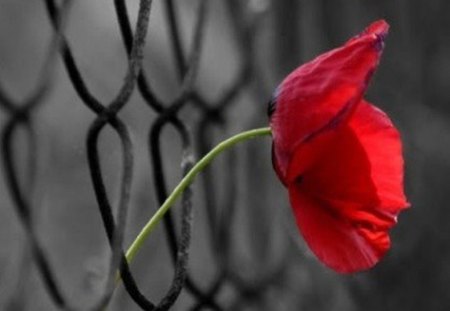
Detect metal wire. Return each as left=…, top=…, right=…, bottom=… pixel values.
left=0, top=1, right=291, bottom=310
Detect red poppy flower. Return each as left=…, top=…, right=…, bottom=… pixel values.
left=269, top=20, right=409, bottom=273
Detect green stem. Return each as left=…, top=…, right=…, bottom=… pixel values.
left=125, top=127, right=272, bottom=265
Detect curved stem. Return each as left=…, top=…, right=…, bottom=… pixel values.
left=125, top=127, right=272, bottom=264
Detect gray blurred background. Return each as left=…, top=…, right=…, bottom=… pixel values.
left=0, top=0, right=447, bottom=310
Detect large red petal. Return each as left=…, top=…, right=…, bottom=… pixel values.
left=289, top=185, right=390, bottom=273
left=296, top=100, right=409, bottom=212
left=347, top=100, right=409, bottom=211
left=270, top=20, right=389, bottom=183
left=287, top=100, right=408, bottom=273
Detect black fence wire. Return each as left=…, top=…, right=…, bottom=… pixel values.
left=0, top=1, right=295, bottom=310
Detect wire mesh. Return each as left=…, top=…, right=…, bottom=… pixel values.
left=0, top=1, right=295, bottom=310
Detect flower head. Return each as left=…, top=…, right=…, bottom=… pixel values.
left=269, top=20, right=409, bottom=273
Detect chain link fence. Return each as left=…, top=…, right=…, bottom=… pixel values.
left=0, top=1, right=300, bottom=310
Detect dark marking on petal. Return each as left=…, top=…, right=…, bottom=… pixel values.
left=267, top=94, right=277, bottom=118
left=374, top=33, right=386, bottom=51
left=267, top=86, right=281, bottom=118
left=303, top=99, right=356, bottom=143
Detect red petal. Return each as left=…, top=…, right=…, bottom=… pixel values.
left=346, top=19, right=389, bottom=48
left=296, top=100, right=409, bottom=211
left=363, top=19, right=389, bottom=36
left=346, top=100, right=408, bottom=211
left=289, top=186, right=390, bottom=273
left=287, top=100, right=408, bottom=273
left=270, top=20, right=389, bottom=183
left=272, top=145, right=287, bottom=187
